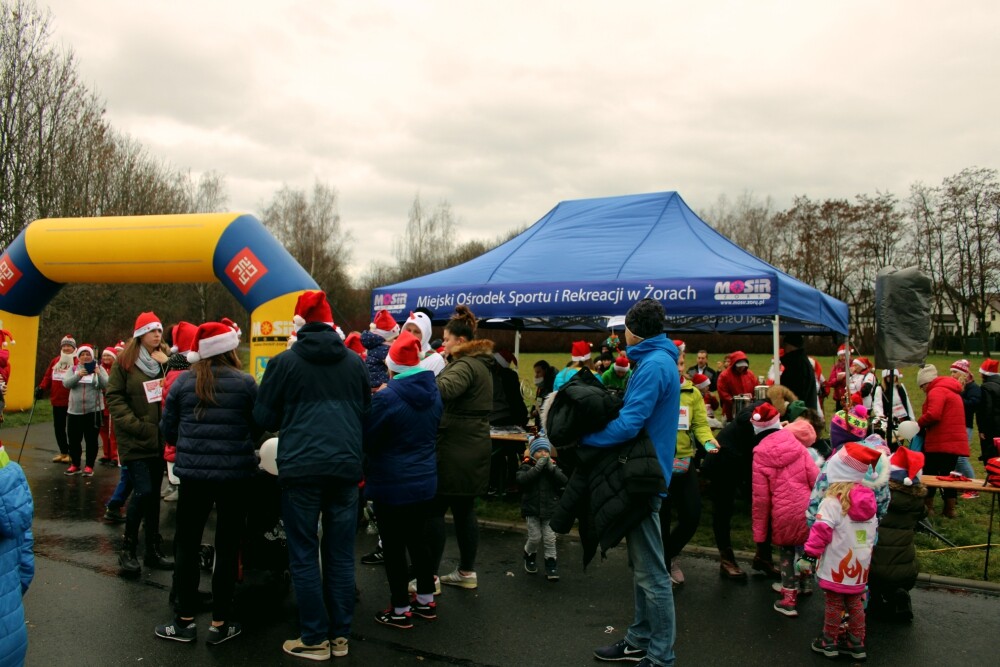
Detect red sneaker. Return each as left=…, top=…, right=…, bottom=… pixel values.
left=82, top=466, right=94, bottom=477
left=64, top=465, right=81, bottom=476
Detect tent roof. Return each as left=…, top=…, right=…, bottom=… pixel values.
left=372, top=192, right=849, bottom=334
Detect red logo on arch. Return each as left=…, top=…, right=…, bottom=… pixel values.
left=225, top=247, right=268, bottom=295
left=0, top=254, right=23, bottom=296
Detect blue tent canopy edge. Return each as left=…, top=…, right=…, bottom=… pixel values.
left=371, top=192, right=849, bottom=335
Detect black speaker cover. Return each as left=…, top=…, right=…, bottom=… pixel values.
left=875, top=266, right=932, bottom=369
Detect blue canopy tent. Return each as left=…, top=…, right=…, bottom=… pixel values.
left=371, top=191, right=849, bottom=339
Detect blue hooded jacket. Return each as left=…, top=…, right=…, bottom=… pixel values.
left=363, top=368, right=442, bottom=505
left=581, top=334, right=680, bottom=487
left=0, top=447, right=34, bottom=667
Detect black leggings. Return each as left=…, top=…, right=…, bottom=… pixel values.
left=375, top=500, right=435, bottom=607
left=924, top=452, right=959, bottom=500
left=125, top=458, right=165, bottom=551
left=661, top=468, right=702, bottom=566
left=172, top=478, right=250, bottom=620
left=428, top=494, right=478, bottom=573
left=52, top=405, right=69, bottom=455
left=67, top=412, right=101, bottom=468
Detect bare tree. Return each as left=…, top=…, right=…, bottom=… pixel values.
left=261, top=181, right=353, bottom=316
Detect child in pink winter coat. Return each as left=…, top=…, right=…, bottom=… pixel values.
left=750, top=403, right=819, bottom=617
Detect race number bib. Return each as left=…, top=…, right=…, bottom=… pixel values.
left=143, top=379, right=163, bottom=403
left=678, top=405, right=690, bottom=431
left=52, top=370, right=67, bottom=382
left=892, top=402, right=908, bottom=419
left=78, top=374, right=94, bottom=385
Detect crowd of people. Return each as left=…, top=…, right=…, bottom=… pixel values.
left=5, top=293, right=1000, bottom=666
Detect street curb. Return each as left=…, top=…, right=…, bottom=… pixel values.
left=473, top=518, right=1000, bottom=596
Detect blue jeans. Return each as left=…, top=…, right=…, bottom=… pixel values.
left=282, top=481, right=358, bottom=645
left=955, top=428, right=976, bottom=478
left=624, top=496, right=676, bottom=667
left=108, top=465, right=132, bottom=509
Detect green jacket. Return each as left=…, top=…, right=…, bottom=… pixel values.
left=436, top=339, right=494, bottom=496
left=105, top=360, right=165, bottom=462
left=676, top=379, right=714, bottom=459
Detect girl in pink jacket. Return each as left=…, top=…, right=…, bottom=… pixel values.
left=750, top=403, right=819, bottom=618
left=797, top=442, right=883, bottom=662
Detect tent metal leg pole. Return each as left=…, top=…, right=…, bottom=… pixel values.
left=514, top=330, right=521, bottom=363
left=772, top=316, right=781, bottom=384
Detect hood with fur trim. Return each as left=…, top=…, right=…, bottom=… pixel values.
left=448, top=338, right=494, bottom=361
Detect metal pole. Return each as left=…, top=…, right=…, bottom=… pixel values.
left=771, top=316, right=781, bottom=385
left=16, top=398, right=38, bottom=464
left=514, top=329, right=521, bottom=364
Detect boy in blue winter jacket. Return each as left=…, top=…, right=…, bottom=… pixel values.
left=0, top=444, right=34, bottom=666
left=363, top=331, right=443, bottom=629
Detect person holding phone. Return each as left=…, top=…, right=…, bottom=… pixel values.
left=62, top=344, right=109, bottom=476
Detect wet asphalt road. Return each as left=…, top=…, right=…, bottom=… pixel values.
left=8, top=424, right=997, bottom=667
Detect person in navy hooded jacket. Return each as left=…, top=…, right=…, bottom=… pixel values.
left=364, top=331, right=443, bottom=629
left=586, top=299, right=680, bottom=667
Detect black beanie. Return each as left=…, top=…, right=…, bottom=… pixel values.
left=624, top=299, right=665, bottom=339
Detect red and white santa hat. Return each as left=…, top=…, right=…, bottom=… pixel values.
left=836, top=344, right=858, bottom=357
left=692, top=373, right=710, bottom=390
left=187, top=320, right=241, bottom=363
left=133, top=312, right=162, bottom=339
left=114, top=340, right=126, bottom=354
left=370, top=309, right=400, bottom=340
left=825, top=441, right=884, bottom=484
left=980, top=359, right=999, bottom=377
left=851, top=356, right=871, bottom=372
left=293, top=291, right=335, bottom=332
left=889, top=446, right=925, bottom=486
left=76, top=344, right=95, bottom=358
left=343, top=331, right=365, bottom=356
left=614, top=356, right=630, bottom=373
left=881, top=368, right=901, bottom=379
left=386, top=330, right=421, bottom=374
left=0, top=329, right=13, bottom=348
left=102, top=346, right=117, bottom=361
left=170, top=321, right=199, bottom=355
left=570, top=340, right=592, bottom=362
left=750, top=403, right=782, bottom=433
left=673, top=339, right=686, bottom=353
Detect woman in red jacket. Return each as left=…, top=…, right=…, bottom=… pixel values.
left=717, top=351, right=757, bottom=421
left=36, top=335, right=77, bottom=464
left=915, top=364, right=968, bottom=518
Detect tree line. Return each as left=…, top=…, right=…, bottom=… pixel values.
left=701, top=170, right=1000, bottom=355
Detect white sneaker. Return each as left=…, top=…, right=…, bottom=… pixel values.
left=440, top=568, right=478, bottom=589
left=407, top=575, right=441, bottom=595
left=331, top=637, right=348, bottom=658
left=162, top=486, right=179, bottom=502
left=669, top=561, right=684, bottom=585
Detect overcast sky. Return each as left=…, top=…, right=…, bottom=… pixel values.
left=43, top=1, right=1000, bottom=277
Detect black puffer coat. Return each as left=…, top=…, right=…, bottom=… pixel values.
left=160, top=366, right=261, bottom=482
left=516, top=457, right=567, bottom=520
left=869, top=480, right=927, bottom=593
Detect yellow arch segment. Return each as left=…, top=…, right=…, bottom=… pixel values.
left=24, top=213, right=239, bottom=283
left=0, top=312, right=39, bottom=412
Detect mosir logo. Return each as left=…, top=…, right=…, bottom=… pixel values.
left=0, top=254, right=23, bottom=296
left=714, top=278, right=772, bottom=303
left=373, top=292, right=407, bottom=313
left=225, top=247, right=268, bottom=295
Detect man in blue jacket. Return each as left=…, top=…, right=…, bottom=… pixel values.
left=254, top=291, right=371, bottom=661
left=587, top=299, right=680, bottom=667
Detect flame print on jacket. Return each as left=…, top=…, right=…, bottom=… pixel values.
left=830, top=548, right=868, bottom=584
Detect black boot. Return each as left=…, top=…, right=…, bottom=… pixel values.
left=144, top=534, right=175, bottom=571
left=119, top=535, right=141, bottom=576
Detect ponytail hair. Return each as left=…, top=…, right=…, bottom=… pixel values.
left=445, top=305, right=477, bottom=341
left=825, top=481, right=857, bottom=515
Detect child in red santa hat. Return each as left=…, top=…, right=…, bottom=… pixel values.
left=553, top=340, right=593, bottom=392
left=799, top=442, right=883, bottom=661
left=362, top=310, right=399, bottom=391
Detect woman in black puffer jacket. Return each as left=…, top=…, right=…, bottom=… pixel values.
left=155, top=320, right=260, bottom=645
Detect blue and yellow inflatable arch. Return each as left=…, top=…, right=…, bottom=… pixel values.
left=0, top=213, right=318, bottom=410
